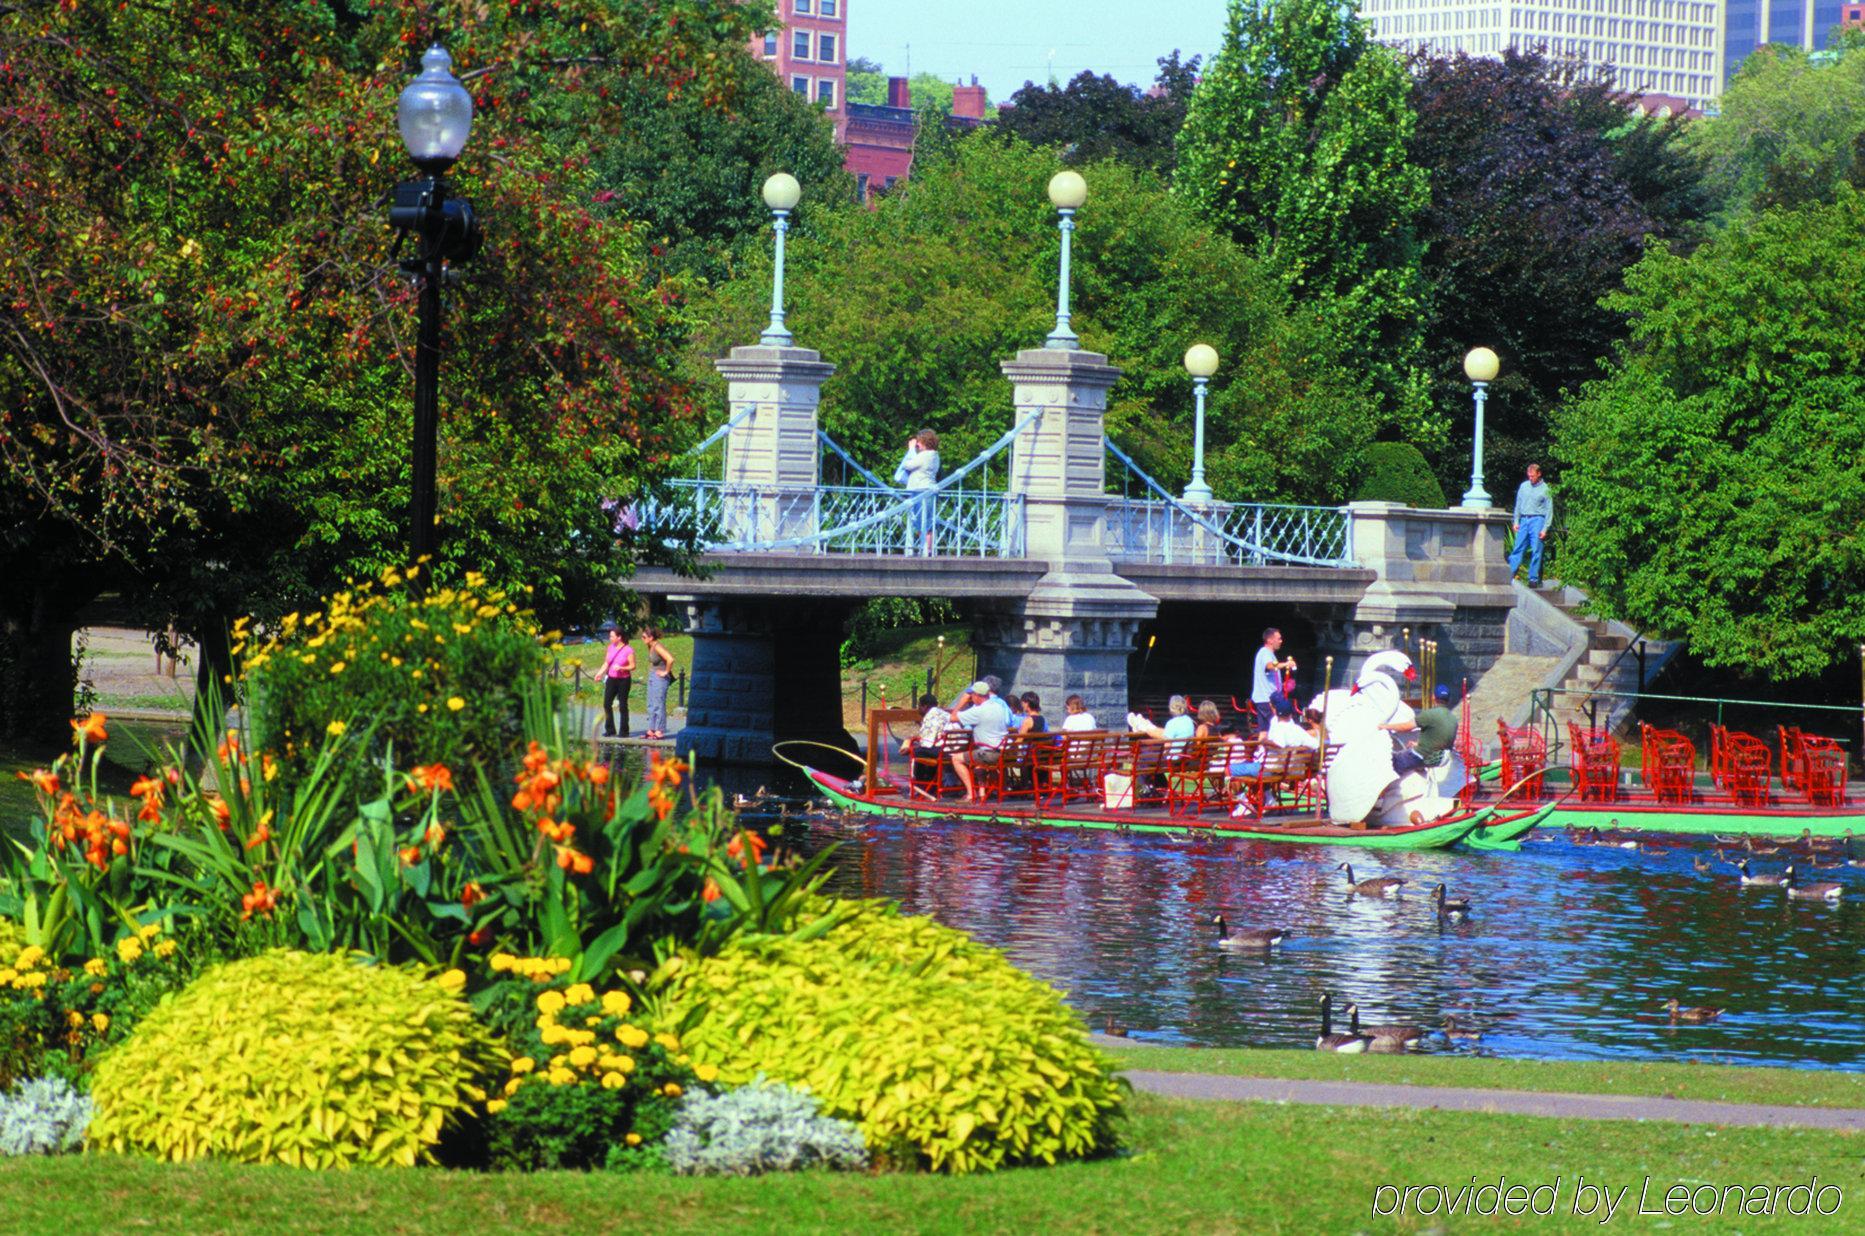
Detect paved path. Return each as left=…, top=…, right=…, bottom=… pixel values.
left=1119, top=1069, right=1865, bottom=1130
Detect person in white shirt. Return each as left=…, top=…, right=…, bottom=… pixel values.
left=949, top=680, right=1013, bottom=801
left=900, top=693, right=952, bottom=759
left=1060, top=694, right=1099, bottom=733
left=892, top=428, right=941, bottom=554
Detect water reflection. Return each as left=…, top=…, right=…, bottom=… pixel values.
left=789, top=816, right=1865, bottom=1070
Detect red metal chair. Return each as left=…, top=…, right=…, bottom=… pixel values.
left=912, top=730, right=971, bottom=800
left=1726, top=741, right=1773, bottom=808
left=1802, top=744, right=1847, bottom=807
left=1498, top=720, right=1548, bottom=797
left=1108, top=737, right=1172, bottom=809
left=1167, top=737, right=1232, bottom=818
left=981, top=734, right=1037, bottom=803
left=1568, top=722, right=1621, bottom=802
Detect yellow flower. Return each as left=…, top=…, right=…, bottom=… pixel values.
left=15, top=947, right=43, bottom=970
left=625, top=1132, right=643, bottom=1147
left=67, top=1010, right=84, bottom=1029
left=569, top=1045, right=598, bottom=1068
left=14, top=972, right=44, bottom=990
left=0, top=969, right=15, bottom=985
left=447, top=696, right=466, bottom=712
left=600, top=1072, right=625, bottom=1090
left=116, top=937, right=144, bottom=965
left=615, top=1024, right=649, bottom=1050
left=503, top=1077, right=522, bottom=1096
left=437, top=969, right=466, bottom=993
left=536, top=990, right=566, bottom=1015
left=153, top=940, right=177, bottom=959
left=539, top=1024, right=568, bottom=1046
left=661, top=1082, right=682, bottom=1098
left=328, top=661, right=346, bottom=675
left=510, top=1056, right=536, bottom=1075
left=584, top=1016, right=602, bottom=1028
left=600, top=990, right=632, bottom=1017
left=137, top=924, right=161, bottom=941
left=490, top=953, right=516, bottom=973
left=547, top=1068, right=575, bottom=1086
left=564, top=983, right=595, bottom=1007
left=92, top=1013, right=110, bottom=1033
left=326, top=720, right=347, bottom=737
left=486, top=1099, right=508, bottom=1114
left=83, top=959, right=108, bottom=977
left=611, top=1054, right=635, bottom=1074
left=654, top=1032, right=681, bottom=1052
left=694, top=1063, right=719, bottom=1084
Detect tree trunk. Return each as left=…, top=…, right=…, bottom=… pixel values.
left=0, top=584, right=85, bottom=747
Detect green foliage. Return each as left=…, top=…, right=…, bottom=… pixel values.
left=0, top=1076, right=93, bottom=1156
left=88, top=951, right=503, bottom=1168
left=846, top=57, right=886, bottom=105
left=657, top=900, right=1125, bottom=1174
left=241, top=570, right=552, bottom=782
left=995, top=54, right=1199, bottom=173
left=476, top=970, right=694, bottom=1171
left=842, top=599, right=959, bottom=666
left=1176, top=0, right=1432, bottom=443
left=1691, top=43, right=1865, bottom=219
left=0, top=927, right=195, bottom=1089
left=1552, top=192, right=1865, bottom=676
left=1353, top=443, right=1446, bottom=508
left=687, top=136, right=1378, bottom=504
left=664, top=1077, right=869, bottom=1176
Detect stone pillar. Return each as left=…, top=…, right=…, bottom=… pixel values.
left=713, top=345, right=835, bottom=547
left=986, top=348, right=1157, bottom=718
left=673, top=597, right=855, bottom=767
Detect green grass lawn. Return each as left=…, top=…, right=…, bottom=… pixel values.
left=840, top=623, right=975, bottom=726
left=0, top=1093, right=1855, bottom=1234
left=1103, top=1046, right=1865, bottom=1110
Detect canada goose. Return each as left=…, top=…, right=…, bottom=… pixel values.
left=1432, top=883, right=1473, bottom=923
left=1785, top=869, right=1844, bottom=901
left=1211, top=914, right=1287, bottom=950
left=1353, top=1005, right=1426, bottom=1051
left=1316, top=994, right=1370, bottom=1053
left=1442, top=1016, right=1482, bottom=1042
left=1665, top=998, right=1724, bottom=1024
left=1337, top=863, right=1406, bottom=896
left=1736, top=859, right=1789, bottom=888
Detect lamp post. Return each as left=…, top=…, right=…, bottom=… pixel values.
left=1181, top=343, right=1218, bottom=504
left=390, top=45, right=481, bottom=569
left=1044, top=170, right=1087, bottom=350
left=760, top=172, right=801, bottom=346
left=1460, top=346, right=1500, bottom=509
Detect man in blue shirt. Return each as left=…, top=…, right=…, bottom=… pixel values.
left=1508, top=463, right=1555, bottom=588
left=1249, top=628, right=1297, bottom=733
left=948, top=680, right=1014, bottom=802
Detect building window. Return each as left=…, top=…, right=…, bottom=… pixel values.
left=818, top=33, right=837, bottom=63
left=817, top=78, right=836, bottom=107
left=763, top=32, right=777, bottom=57
left=791, top=75, right=809, bottom=95
left=856, top=173, right=870, bottom=200
left=792, top=30, right=810, bottom=59
left=821, top=0, right=837, bottom=13
left=795, top=0, right=812, bottom=12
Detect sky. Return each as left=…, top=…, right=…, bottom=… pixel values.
left=846, top=0, right=1233, bottom=102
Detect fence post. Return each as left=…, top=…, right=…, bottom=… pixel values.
left=677, top=670, right=687, bottom=709
left=860, top=678, right=869, bottom=719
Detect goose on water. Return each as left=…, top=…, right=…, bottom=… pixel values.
left=1337, top=863, right=1406, bottom=897
left=1210, top=914, right=1288, bottom=950
left=1432, top=883, right=1473, bottom=923
left=1784, top=869, right=1844, bottom=901
left=1736, top=859, right=1789, bottom=888
left=1442, top=1016, right=1482, bottom=1042
left=1352, top=1005, right=1426, bottom=1052
left=1316, top=994, right=1371, bottom=1053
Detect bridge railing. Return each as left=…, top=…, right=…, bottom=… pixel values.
left=656, top=479, right=1026, bottom=557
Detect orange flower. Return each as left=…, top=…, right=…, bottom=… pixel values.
left=206, top=796, right=231, bottom=831
left=129, top=774, right=164, bottom=800
left=701, top=878, right=721, bottom=903
left=18, top=768, right=60, bottom=797
left=240, top=879, right=280, bottom=921
left=70, top=713, right=108, bottom=745
left=409, top=763, right=455, bottom=794
left=399, top=846, right=423, bottom=865
left=467, top=927, right=491, bottom=947
left=570, top=851, right=594, bottom=876
left=425, top=821, right=448, bottom=848
left=461, top=881, right=486, bottom=908
left=647, top=751, right=687, bottom=789
left=586, top=763, right=611, bottom=787
left=725, top=831, right=770, bottom=866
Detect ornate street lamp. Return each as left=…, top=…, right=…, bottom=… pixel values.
left=1460, top=346, right=1500, bottom=509
left=1044, top=170, right=1087, bottom=350
left=759, top=172, right=801, bottom=346
left=389, top=44, right=482, bottom=567
left=1181, top=343, right=1219, bottom=504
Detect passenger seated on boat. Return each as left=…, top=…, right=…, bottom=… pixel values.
left=899, top=692, right=953, bottom=764
left=1229, top=705, right=1321, bottom=814
left=1129, top=695, right=1196, bottom=753
left=1016, top=692, right=1048, bottom=736
left=1060, top=694, right=1098, bottom=732
left=948, top=680, right=1014, bottom=802
left=1385, top=684, right=1458, bottom=777
left=1193, top=700, right=1224, bottom=739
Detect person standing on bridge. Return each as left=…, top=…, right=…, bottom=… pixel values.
left=893, top=428, right=940, bottom=555
left=599, top=625, right=635, bottom=739
left=1508, top=462, right=1554, bottom=588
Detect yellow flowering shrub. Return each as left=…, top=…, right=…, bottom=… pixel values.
left=89, top=951, right=502, bottom=1168
left=0, top=925, right=192, bottom=1088
left=656, top=900, right=1125, bottom=1174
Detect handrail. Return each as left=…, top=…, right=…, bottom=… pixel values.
left=685, top=402, right=757, bottom=457
left=1529, top=684, right=1860, bottom=768
left=818, top=429, right=892, bottom=490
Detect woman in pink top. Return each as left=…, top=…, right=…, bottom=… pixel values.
left=600, top=626, right=635, bottom=738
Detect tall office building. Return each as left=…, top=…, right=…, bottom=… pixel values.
left=1362, top=0, right=1724, bottom=111
left=1724, top=0, right=1849, bottom=80
left=751, top=0, right=848, bottom=140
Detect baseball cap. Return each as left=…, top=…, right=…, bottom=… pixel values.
left=1433, top=685, right=1452, bottom=702
left=969, top=680, right=991, bottom=694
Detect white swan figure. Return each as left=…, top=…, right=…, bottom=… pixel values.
left=1320, top=651, right=1458, bottom=827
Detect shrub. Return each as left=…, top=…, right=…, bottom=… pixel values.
left=657, top=900, right=1124, bottom=1173
left=476, top=960, right=699, bottom=1171
left=1353, top=442, right=1447, bottom=508
left=664, top=1077, right=868, bottom=1176
left=0, top=1076, right=93, bottom=1156
left=0, top=925, right=194, bottom=1088
left=88, top=951, right=502, bottom=1168
left=241, top=569, right=555, bottom=784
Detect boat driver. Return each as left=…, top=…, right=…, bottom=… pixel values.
left=1384, top=684, right=1459, bottom=777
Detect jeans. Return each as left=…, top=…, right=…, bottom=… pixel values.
left=602, top=675, right=630, bottom=737
left=1509, top=516, right=1546, bottom=583
left=646, top=672, right=672, bottom=735
left=912, top=490, right=935, bottom=553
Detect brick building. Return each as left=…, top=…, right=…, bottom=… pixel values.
left=751, top=0, right=848, bottom=140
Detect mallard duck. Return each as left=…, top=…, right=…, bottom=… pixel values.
left=1337, top=863, right=1406, bottom=897
left=1442, top=1016, right=1482, bottom=1042
left=1102, top=1014, right=1130, bottom=1038
left=1353, top=1005, right=1425, bottom=1051
left=1432, top=883, right=1473, bottom=923
left=1743, top=836, right=1782, bottom=856
left=1736, top=859, right=1789, bottom=887
left=1665, top=998, right=1723, bottom=1024
left=1691, top=855, right=1712, bottom=874
left=1315, top=994, right=1370, bottom=1053
left=1785, top=869, right=1844, bottom=901
left=1210, top=915, right=1287, bottom=950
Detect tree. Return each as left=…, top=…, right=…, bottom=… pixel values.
left=996, top=54, right=1200, bottom=173
left=1176, top=0, right=1432, bottom=445
left=1407, top=49, right=1679, bottom=491
left=1690, top=43, right=1865, bottom=219
left=846, top=56, right=886, bottom=106
left=684, top=137, right=1378, bottom=505
left=0, top=0, right=762, bottom=741
left=593, top=62, right=851, bottom=284
left=1552, top=193, right=1865, bottom=677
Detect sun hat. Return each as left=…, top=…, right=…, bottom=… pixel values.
left=969, top=680, right=992, bottom=694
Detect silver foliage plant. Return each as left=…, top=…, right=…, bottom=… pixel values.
left=0, top=1076, right=94, bottom=1156
left=663, top=1076, right=867, bottom=1176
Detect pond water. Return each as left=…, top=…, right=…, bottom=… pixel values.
left=773, top=809, right=1865, bottom=1071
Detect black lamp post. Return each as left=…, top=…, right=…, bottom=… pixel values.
left=389, top=44, right=481, bottom=568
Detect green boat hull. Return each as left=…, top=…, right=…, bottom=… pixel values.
left=1539, top=803, right=1865, bottom=840
left=807, top=769, right=1513, bottom=850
